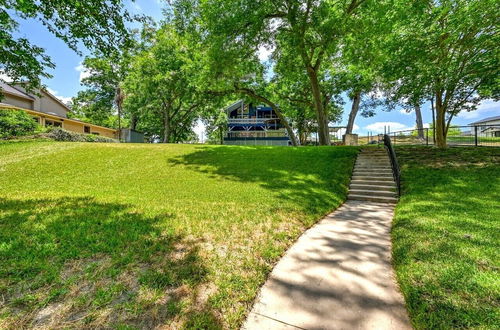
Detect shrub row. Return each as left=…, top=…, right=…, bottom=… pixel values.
left=45, top=128, right=118, bottom=143
left=0, top=109, right=38, bottom=138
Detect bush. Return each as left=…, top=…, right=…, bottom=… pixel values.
left=45, top=128, right=117, bottom=143
left=0, top=109, right=39, bottom=138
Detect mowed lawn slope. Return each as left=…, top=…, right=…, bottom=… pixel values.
left=393, top=147, right=500, bottom=329
left=0, top=141, right=357, bottom=329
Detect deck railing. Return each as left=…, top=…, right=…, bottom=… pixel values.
left=228, top=117, right=279, bottom=125
left=226, top=130, right=288, bottom=139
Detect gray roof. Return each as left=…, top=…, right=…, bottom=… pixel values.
left=0, top=82, right=34, bottom=100
left=469, top=115, right=500, bottom=125
left=224, top=100, right=244, bottom=113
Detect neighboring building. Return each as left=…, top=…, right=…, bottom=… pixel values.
left=1, top=82, right=118, bottom=138
left=224, top=100, right=290, bottom=146
left=469, top=115, right=500, bottom=137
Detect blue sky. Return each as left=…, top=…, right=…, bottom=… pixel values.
left=7, top=0, right=499, bottom=138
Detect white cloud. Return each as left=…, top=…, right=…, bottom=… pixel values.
left=258, top=45, right=274, bottom=62
left=0, top=73, right=13, bottom=82
left=457, top=100, right=500, bottom=120
left=46, top=88, right=72, bottom=104
left=364, top=121, right=412, bottom=133
left=75, top=62, right=91, bottom=82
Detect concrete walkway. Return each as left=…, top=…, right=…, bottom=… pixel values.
left=243, top=201, right=411, bottom=330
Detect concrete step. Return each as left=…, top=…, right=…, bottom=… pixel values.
left=353, top=168, right=393, bottom=172
left=356, top=160, right=391, bottom=163
left=356, top=160, right=390, bottom=164
left=359, top=153, right=387, bottom=156
left=356, top=163, right=391, bottom=167
left=349, top=189, right=396, bottom=197
left=354, top=167, right=392, bottom=175
left=350, top=183, right=396, bottom=192
left=357, top=156, right=389, bottom=159
left=354, top=167, right=393, bottom=172
left=354, top=166, right=392, bottom=170
left=351, top=175, right=394, bottom=181
left=357, top=157, right=389, bottom=160
left=353, top=171, right=393, bottom=176
left=348, top=194, right=398, bottom=204
left=351, top=179, right=397, bottom=186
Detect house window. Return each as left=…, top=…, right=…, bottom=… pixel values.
left=495, top=131, right=500, bottom=137
left=84, top=126, right=91, bottom=133
left=45, top=119, right=62, bottom=127
left=91, top=132, right=100, bottom=136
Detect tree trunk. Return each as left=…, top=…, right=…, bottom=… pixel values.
left=130, top=114, right=138, bottom=130
left=346, top=91, right=361, bottom=134
left=430, top=97, right=436, bottom=143
left=306, top=67, right=329, bottom=145
left=163, top=111, right=170, bottom=143
left=435, top=93, right=447, bottom=148
left=114, top=86, right=124, bottom=141
left=272, top=106, right=299, bottom=146
left=415, top=104, right=424, bottom=139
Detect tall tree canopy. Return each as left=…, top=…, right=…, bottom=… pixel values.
left=0, top=0, right=132, bottom=87
left=174, top=0, right=383, bottom=145
left=382, top=0, right=499, bottom=147
left=123, top=26, right=208, bottom=143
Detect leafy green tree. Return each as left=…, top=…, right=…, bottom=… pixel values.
left=123, top=26, right=205, bottom=143
left=382, top=0, right=499, bottom=147
left=174, top=0, right=376, bottom=145
left=70, top=56, right=126, bottom=128
left=204, top=108, right=228, bottom=144
left=174, top=2, right=300, bottom=145
left=0, top=0, right=133, bottom=89
left=71, top=24, right=156, bottom=130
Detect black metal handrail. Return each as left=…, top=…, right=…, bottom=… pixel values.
left=383, top=134, right=401, bottom=197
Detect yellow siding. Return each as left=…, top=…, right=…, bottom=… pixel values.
left=63, top=121, right=84, bottom=134
left=89, top=126, right=117, bottom=138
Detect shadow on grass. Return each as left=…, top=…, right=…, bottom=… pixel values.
left=392, top=147, right=500, bottom=328
left=169, top=145, right=358, bottom=218
left=0, top=197, right=220, bottom=329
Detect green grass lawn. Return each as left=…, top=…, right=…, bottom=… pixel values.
left=393, top=146, right=500, bottom=329
left=0, top=141, right=357, bottom=329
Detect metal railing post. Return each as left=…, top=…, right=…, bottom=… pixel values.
left=474, top=126, right=478, bottom=146
left=383, top=134, right=401, bottom=197
left=426, top=128, right=429, bottom=146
